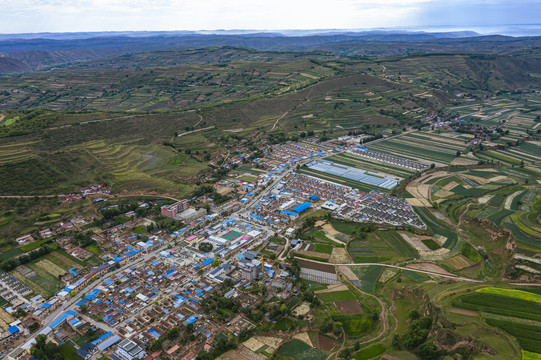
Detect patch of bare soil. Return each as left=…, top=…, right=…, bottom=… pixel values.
left=315, top=284, right=348, bottom=294
left=297, top=250, right=330, bottom=260
left=448, top=308, right=478, bottom=317
left=406, top=263, right=455, bottom=277
left=329, top=247, right=350, bottom=264
left=335, top=300, right=364, bottom=314
left=317, top=333, right=338, bottom=352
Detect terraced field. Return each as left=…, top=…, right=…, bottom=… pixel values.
left=347, top=230, right=418, bottom=264
left=413, top=207, right=460, bottom=251
left=452, top=287, right=541, bottom=356
left=368, top=130, right=469, bottom=165
left=457, top=185, right=541, bottom=249
left=0, top=141, right=38, bottom=164
left=80, top=140, right=202, bottom=195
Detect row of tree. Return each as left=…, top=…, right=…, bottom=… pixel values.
left=0, top=244, right=55, bottom=272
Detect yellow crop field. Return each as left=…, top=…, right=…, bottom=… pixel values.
left=522, top=350, right=541, bottom=360
left=476, top=287, right=541, bottom=304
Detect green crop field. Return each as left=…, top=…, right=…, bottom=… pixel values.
left=317, top=290, right=355, bottom=303
left=453, top=292, right=541, bottom=322
left=414, top=207, right=459, bottom=250
left=353, top=344, right=386, bottom=360
left=279, top=339, right=326, bottom=360
left=485, top=318, right=541, bottom=354
left=350, top=265, right=383, bottom=294
left=26, top=263, right=64, bottom=296
left=313, top=243, right=333, bottom=254
left=331, top=313, right=374, bottom=337
left=460, top=243, right=482, bottom=262
left=368, top=130, right=467, bottom=164
left=505, top=223, right=541, bottom=247
left=422, top=239, right=441, bottom=250
left=378, top=231, right=419, bottom=259
left=402, top=270, right=430, bottom=282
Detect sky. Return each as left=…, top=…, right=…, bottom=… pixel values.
left=0, top=0, right=540, bottom=35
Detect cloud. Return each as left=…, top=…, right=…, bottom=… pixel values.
left=0, top=0, right=537, bottom=33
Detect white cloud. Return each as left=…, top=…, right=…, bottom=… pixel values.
left=0, top=0, right=536, bottom=33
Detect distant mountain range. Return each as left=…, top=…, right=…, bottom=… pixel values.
left=0, top=29, right=480, bottom=41
left=0, top=30, right=540, bottom=75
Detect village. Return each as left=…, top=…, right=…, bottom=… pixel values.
left=1, top=135, right=444, bottom=360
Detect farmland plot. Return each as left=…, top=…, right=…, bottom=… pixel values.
left=35, top=259, right=67, bottom=278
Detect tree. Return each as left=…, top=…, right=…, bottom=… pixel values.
left=456, top=150, right=461, bottom=157
left=80, top=305, right=87, bottom=314
left=223, top=278, right=234, bottom=289
left=198, top=242, right=213, bottom=253
left=320, top=321, right=333, bottom=333
left=408, top=309, right=420, bottom=320
left=417, top=341, right=437, bottom=360
left=339, top=348, right=352, bottom=359
left=196, top=351, right=214, bottom=360
left=31, top=334, right=63, bottom=360
left=212, top=259, right=220, bottom=266
left=392, top=334, right=401, bottom=349
left=29, top=322, right=40, bottom=333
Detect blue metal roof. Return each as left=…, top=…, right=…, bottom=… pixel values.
left=91, top=331, right=112, bottom=345
left=50, top=310, right=77, bottom=328
left=7, top=326, right=19, bottom=334
left=201, top=258, right=214, bottom=266
left=291, top=202, right=312, bottom=213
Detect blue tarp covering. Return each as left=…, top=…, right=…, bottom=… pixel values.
left=68, top=318, right=82, bottom=327
left=91, top=331, right=112, bottom=345
left=50, top=310, right=77, bottom=328
left=201, top=258, right=214, bottom=266
left=291, top=202, right=312, bottom=213
left=125, top=249, right=140, bottom=257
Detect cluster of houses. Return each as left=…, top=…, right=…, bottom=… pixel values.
left=7, top=215, right=298, bottom=360
left=244, top=171, right=424, bottom=229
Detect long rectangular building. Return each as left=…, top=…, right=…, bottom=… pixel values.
left=305, top=160, right=400, bottom=189
left=298, top=259, right=339, bottom=285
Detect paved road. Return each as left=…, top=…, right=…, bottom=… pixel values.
left=11, top=241, right=171, bottom=354
left=295, top=257, right=483, bottom=283
left=0, top=193, right=180, bottom=201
